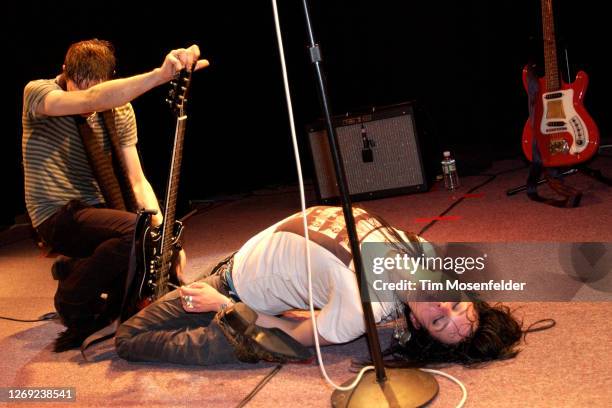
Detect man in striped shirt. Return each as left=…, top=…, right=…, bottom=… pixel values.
left=22, top=39, right=207, bottom=351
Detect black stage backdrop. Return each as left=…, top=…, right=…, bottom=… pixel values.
left=5, top=0, right=611, bottom=225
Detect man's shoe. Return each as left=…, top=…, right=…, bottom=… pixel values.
left=52, top=315, right=110, bottom=352
left=53, top=327, right=89, bottom=352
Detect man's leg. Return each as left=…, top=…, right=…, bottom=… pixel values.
left=37, top=200, right=136, bottom=349
left=115, top=289, right=238, bottom=365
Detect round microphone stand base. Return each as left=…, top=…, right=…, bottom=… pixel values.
left=331, top=368, right=438, bottom=408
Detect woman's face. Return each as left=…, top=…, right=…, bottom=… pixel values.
left=407, top=302, right=478, bottom=344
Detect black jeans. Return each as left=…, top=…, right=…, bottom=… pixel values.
left=115, top=257, right=238, bottom=365
left=37, top=200, right=135, bottom=325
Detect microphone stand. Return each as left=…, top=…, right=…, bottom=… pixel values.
left=298, top=1, right=438, bottom=406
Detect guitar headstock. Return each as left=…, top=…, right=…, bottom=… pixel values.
left=166, top=66, right=194, bottom=117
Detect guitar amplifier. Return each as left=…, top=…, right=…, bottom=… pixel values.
left=307, top=102, right=429, bottom=203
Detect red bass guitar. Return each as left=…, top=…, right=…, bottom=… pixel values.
left=522, top=0, right=599, bottom=167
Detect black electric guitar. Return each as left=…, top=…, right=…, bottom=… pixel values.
left=122, top=68, right=193, bottom=320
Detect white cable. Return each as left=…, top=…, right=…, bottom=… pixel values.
left=270, top=2, right=468, bottom=403
left=271, top=0, right=373, bottom=391
left=420, top=369, right=468, bottom=408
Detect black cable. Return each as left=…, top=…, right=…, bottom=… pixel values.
left=186, top=199, right=243, bottom=221
left=524, top=318, right=556, bottom=333
left=235, top=364, right=283, bottom=408
left=523, top=318, right=556, bottom=343
left=0, top=312, right=58, bottom=323
left=418, top=165, right=527, bottom=236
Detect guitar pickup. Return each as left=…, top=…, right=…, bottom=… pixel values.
left=545, top=92, right=563, bottom=99
left=545, top=127, right=567, bottom=133
left=547, top=121, right=565, bottom=127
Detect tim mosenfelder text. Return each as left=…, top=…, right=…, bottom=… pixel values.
left=370, top=253, right=527, bottom=292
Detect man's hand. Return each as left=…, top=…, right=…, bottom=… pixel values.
left=151, top=212, right=163, bottom=228
left=158, top=44, right=210, bottom=85
left=179, top=281, right=231, bottom=313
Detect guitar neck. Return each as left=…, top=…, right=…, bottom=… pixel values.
left=541, top=0, right=560, bottom=91
left=159, top=115, right=187, bottom=268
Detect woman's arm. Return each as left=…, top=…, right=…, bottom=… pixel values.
left=178, top=282, right=334, bottom=346
left=255, top=313, right=334, bottom=347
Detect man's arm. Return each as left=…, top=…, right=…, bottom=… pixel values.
left=120, top=144, right=162, bottom=226
left=37, top=45, right=209, bottom=117
left=121, top=143, right=187, bottom=279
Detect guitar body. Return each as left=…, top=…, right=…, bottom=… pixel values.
left=138, top=217, right=183, bottom=302
left=121, top=211, right=182, bottom=320
left=521, top=67, right=599, bottom=167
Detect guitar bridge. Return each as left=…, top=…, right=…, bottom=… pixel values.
left=549, top=139, right=570, bottom=155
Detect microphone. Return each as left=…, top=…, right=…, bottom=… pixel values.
left=361, top=124, right=374, bottom=163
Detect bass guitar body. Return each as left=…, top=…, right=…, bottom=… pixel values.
left=121, top=211, right=183, bottom=320
left=521, top=69, right=599, bottom=168
left=522, top=0, right=600, bottom=168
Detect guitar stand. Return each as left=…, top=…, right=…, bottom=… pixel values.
left=506, top=163, right=612, bottom=207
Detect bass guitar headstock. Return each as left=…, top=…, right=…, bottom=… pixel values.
left=165, top=65, right=194, bottom=117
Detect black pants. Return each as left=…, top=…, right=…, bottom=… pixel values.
left=115, top=257, right=238, bottom=365
left=37, top=200, right=135, bottom=325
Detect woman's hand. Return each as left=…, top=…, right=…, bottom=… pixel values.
left=179, top=281, right=231, bottom=313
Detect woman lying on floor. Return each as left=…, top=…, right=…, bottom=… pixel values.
left=115, top=206, right=523, bottom=366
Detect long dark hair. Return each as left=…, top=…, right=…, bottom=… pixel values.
left=354, top=207, right=530, bottom=367
left=385, top=301, right=523, bottom=367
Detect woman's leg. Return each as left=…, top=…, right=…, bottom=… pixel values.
left=115, top=289, right=238, bottom=365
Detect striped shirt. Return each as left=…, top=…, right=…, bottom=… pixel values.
left=21, top=78, right=138, bottom=227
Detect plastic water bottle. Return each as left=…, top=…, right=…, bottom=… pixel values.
left=441, top=151, right=459, bottom=190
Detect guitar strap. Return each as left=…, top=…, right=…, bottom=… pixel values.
left=524, top=64, right=582, bottom=208
left=100, top=110, right=139, bottom=212
left=74, top=111, right=139, bottom=213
